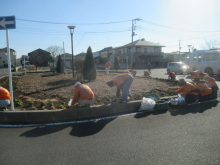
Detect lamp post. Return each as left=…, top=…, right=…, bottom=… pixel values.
left=68, top=26, right=76, bottom=77
left=187, top=45, right=192, bottom=67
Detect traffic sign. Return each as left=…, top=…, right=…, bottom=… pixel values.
left=0, top=16, right=16, bottom=30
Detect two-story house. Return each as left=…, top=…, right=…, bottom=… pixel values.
left=28, top=49, right=51, bottom=67
left=0, top=48, right=17, bottom=67
left=109, top=38, right=165, bottom=69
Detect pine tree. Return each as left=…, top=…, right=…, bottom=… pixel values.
left=114, top=56, right=120, bottom=71
left=56, top=55, right=64, bottom=73
left=83, top=46, right=96, bottom=81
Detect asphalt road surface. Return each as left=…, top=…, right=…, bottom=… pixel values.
left=0, top=100, right=220, bottom=165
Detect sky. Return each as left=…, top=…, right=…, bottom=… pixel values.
left=1, top=0, right=220, bottom=58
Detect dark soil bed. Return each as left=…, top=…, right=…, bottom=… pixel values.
left=1, top=72, right=179, bottom=110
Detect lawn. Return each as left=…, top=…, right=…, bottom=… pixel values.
left=1, top=72, right=179, bottom=110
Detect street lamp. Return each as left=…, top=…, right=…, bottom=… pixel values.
left=187, top=45, right=192, bottom=67
left=68, top=26, right=76, bottom=77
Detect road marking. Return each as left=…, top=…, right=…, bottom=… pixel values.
left=0, top=111, right=144, bottom=128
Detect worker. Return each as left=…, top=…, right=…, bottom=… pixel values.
left=147, top=62, right=152, bottom=73
left=105, top=60, right=111, bottom=74
left=203, top=75, right=219, bottom=99
left=0, top=87, right=11, bottom=109
left=71, top=82, right=95, bottom=107
left=194, top=77, right=212, bottom=101
left=191, top=70, right=208, bottom=80
left=144, top=70, right=151, bottom=78
left=106, top=71, right=136, bottom=103
left=168, top=72, right=176, bottom=80
left=174, top=79, right=199, bottom=104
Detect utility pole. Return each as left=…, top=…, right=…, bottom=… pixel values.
left=131, top=18, right=141, bottom=68
left=63, top=41, right=65, bottom=68
left=179, top=40, right=181, bottom=62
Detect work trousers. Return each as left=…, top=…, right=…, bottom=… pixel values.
left=0, top=99, right=10, bottom=108
left=121, top=76, right=133, bottom=101
left=78, top=98, right=95, bottom=106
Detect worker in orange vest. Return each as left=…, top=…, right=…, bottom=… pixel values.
left=194, top=77, right=212, bottom=101
left=106, top=71, right=136, bottom=103
left=174, top=79, right=199, bottom=104
left=204, top=75, right=219, bottom=99
left=191, top=70, right=208, bottom=80
left=0, top=87, right=11, bottom=109
left=168, top=72, right=176, bottom=80
left=105, top=60, right=111, bottom=74
left=71, top=82, right=95, bottom=106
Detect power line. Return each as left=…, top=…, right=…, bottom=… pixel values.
left=142, top=19, right=220, bottom=33
left=17, top=18, right=132, bottom=25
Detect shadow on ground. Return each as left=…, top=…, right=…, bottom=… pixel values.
left=20, top=118, right=115, bottom=138
left=169, top=100, right=219, bottom=116
left=134, top=109, right=167, bottom=119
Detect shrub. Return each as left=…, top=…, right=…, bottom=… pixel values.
left=83, top=46, right=96, bottom=81
left=114, top=56, right=120, bottom=71
left=56, top=55, right=64, bottom=73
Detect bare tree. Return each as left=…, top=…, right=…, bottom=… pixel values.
left=46, top=46, right=63, bottom=57
left=203, top=39, right=220, bottom=50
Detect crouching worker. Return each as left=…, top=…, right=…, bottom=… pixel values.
left=144, top=70, right=151, bottom=78
left=71, top=82, right=95, bottom=107
left=168, top=72, right=176, bottom=80
left=0, top=87, right=11, bottom=109
left=174, top=79, right=199, bottom=104
left=203, top=75, right=219, bottom=99
left=106, top=71, right=135, bottom=103
left=194, top=77, right=212, bottom=102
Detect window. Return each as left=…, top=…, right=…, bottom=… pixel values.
left=137, top=47, right=141, bottom=53
left=204, top=53, right=219, bottom=61
left=154, top=47, right=159, bottom=53
left=144, top=48, right=147, bottom=53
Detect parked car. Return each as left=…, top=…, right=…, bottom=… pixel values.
left=167, top=62, right=189, bottom=74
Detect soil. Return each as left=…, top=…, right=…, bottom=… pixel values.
left=1, top=72, right=179, bottom=110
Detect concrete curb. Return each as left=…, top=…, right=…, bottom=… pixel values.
left=0, top=100, right=142, bottom=124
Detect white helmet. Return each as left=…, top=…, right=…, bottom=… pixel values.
left=74, top=82, right=81, bottom=87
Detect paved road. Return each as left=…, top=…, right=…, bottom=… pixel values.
left=0, top=101, right=220, bottom=165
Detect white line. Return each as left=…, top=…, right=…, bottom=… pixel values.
left=0, top=111, right=143, bottom=128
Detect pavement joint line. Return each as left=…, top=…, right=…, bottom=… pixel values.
left=0, top=111, right=143, bottom=128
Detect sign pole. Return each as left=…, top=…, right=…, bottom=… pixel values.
left=6, top=29, right=14, bottom=110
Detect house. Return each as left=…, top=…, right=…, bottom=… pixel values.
left=28, top=49, right=51, bottom=67
left=75, top=52, right=86, bottom=61
left=59, top=53, right=72, bottom=68
left=109, top=38, right=166, bottom=69
left=0, top=47, right=17, bottom=67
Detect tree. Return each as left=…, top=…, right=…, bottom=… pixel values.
left=56, top=55, right=64, bottom=73
left=83, top=46, right=96, bottom=81
left=114, top=56, right=120, bottom=71
left=46, top=46, right=63, bottom=58
left=203, top=39, right=220, bottom=50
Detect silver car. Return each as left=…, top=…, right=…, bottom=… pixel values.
left=167, top=62, right=189, bottom=74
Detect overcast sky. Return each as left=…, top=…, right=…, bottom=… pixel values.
left=1, top=0, right=220, bottom=57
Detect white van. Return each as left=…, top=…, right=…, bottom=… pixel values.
left=167, top=62, right=189, bottom=74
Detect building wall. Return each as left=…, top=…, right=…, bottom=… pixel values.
left=0, top=49, right=17, bottom=67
